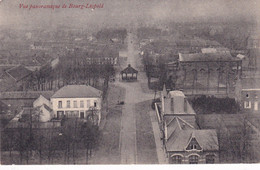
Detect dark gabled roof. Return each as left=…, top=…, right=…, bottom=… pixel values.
left=51, top=85, right=102, bottom=98
left=166, top=129, right=219, bottom=152
left=179, top=53, right=241, bottom=62
left=0, top=91, right=54, bottom=100
left=5, top=65, right=32, bottom=81
left=164, top=116, right=195, bottom=141
left=121, top=64, right=138, bottom=74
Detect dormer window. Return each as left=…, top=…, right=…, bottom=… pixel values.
left=186, top=137, right=201, bottom=151
left=191, top=144, right=197, bottom=150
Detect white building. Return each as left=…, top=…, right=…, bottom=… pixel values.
left=51, top=85, right=102, bottom=124
left=33, top=95, right=53, bottom=122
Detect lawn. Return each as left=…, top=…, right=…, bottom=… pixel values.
left=88, top=84, right=125, bottom=164
left=135, top=100, right=158, bottom=164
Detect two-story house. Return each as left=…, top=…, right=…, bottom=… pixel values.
left=51, top=85, right=102, bottom=125
left=155, top=88, right=219, bottom=164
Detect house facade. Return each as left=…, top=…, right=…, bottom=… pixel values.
left=241, top=89, right=260, bottom=113
left=155, top=88, right=219, bottom=164
left=51, top=85, right=102, bottom=125
left=33, top=95, right=53, bottom=122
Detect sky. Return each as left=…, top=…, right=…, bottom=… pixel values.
left=0, top=0, right=259, bottom=29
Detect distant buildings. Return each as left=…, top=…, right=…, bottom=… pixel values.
left=167, top=52, right=242, bottom=97
left=155, top=89, right=219, bottom=164
left=0, top=65, right=32, bottom=91
left=51, top=85, right=102, bottom=125
left=0, top=91, right=54, bottom=115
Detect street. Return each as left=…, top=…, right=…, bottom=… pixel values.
left=115, top=30, right=165, bottom=164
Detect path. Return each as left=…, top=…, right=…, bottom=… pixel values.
left=116, top=30, right=165, bottom=164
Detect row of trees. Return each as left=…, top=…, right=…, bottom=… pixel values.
left=190, top=95, right=240, bottom=114
left=197, top=114, right=256, bottom=163
left=25, top=55, right=115, bottom=97
left=1, top=117, right=99, bottom=164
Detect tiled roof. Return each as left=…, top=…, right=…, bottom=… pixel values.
left=51, top=85, right=102, bottom=98
left=5, top=65, right=32, bottom=81
left=121, top=64, right=138, bottom=74
left=0, top=91, right=54, bottom=100
left=179, top=53, right=240, bottom=62
left=164, top=116, right=195, bottom=141
left=166, top=129, right=219, bottom=152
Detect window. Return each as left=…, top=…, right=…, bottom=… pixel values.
left=80, top=100, right=84, bottom=108
left=73, top=101, right=78, bottom=108
left=244, top=101, right=251, bottom=109
left=171, top=155, right=182, bottom=164
left=246, top=94, right=249, bottom=98
left=94, top=101, right=97, bottom=107
left=87, top=100, right=90, bottom=108
left=58, top=101, right=62, bottom=108
left=189, top=155, right=199, bottom=164
left=67, top=100, right=70, bottom=108
left=254, top=101, right=258, bottom=111
left=65, top=111, right=79, bottom=118
left=206, top=154, right=215, bottom=164
left=191, top=144, right=197, bottom=150
left=186, top=138, right=201, bottom=150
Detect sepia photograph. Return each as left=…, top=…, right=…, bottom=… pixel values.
left=0, top=0, right=260, bottom=166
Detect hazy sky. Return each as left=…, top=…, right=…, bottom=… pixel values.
left=0, top=0, right=259, bottom=29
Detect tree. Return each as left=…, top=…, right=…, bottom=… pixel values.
left=80, top=122, right=99, bottom=164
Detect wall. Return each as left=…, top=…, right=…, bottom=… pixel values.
left=168, top=150, right=219, bottom=164
left=51, top=97, right=101, bottom=118
left=39, top=106, right=52, bottom=122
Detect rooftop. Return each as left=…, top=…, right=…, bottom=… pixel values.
left=121, top=64, right=138, bottom=74
left=166, top=129, right=219, bottom=152
left=0, top=91, right=54, bottom=100
left=51, top=85, right=102, bottom=98
left=179, top=53, right=240, bottom=62
left=168, top=90, right=185, bottom=97
left=5, top=65, right=32, bottom=81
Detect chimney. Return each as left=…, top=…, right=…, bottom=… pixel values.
left=169, top=91, right=186, bottom=114
left=173, top=95, right=185, bottom=114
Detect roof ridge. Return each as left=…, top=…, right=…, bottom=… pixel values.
left=176, top=117, right=182, bottom=130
